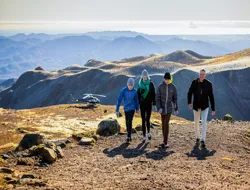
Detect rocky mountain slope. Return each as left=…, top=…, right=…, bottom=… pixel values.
left=0, top=104, right=249, bottom=189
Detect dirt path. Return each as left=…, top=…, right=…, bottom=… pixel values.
left=13, top=120, right=250, bottom=190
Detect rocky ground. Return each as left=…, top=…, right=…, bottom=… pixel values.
left=0, top=105, right=250, bottom=189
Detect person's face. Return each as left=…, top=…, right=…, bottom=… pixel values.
left=128, top=85, right=133, bottom=90
left=143, top=76, right=148, bottom=82
left=199, top=71, right=206, bottom=81
left=164, top=79, right=169, bottom=84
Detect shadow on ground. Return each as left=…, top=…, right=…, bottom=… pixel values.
left=186, top=144, right=216, bottom=160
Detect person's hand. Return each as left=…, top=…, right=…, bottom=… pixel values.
left=212, top=111, right=215, bottom=116
left=188, top=104, right=193, bottom=110
left=158, top=108, right=163, bottom=114
left=116, top=112, right=119, bottom=117
left=152, top=105, right=157, bottom=112
left=174, top=111, right=178, bottom=115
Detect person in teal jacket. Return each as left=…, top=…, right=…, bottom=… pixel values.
left=116, top=78, right=139, bottom=143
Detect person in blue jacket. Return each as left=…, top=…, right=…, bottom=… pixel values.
left=116, top=78, right=139, bottom=143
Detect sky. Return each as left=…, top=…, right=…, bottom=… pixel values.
left=0, top=0, right=250, bottom=35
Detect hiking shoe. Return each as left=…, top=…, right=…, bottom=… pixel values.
left=126, top=137, right=130, bottom=144
left=142, top=136, right=146, bottom=142
left=148, top=133, right=152, bottom=141
left=201, top=141, right=206, bottom=148
left=164, top=144, right=169, bottom=148
left=196, top=138, right=200, bottom=144
left=129, top=137, right=132, bottom=142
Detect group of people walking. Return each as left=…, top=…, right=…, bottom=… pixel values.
left=116, top=69, right=215, bottom=148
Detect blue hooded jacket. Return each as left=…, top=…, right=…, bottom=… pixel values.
left=116, top=87, right=139, bottom=112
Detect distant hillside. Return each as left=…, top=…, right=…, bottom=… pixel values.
left=157, top=50, right=202, bottom=64
left=1, top=34, right=241, bottom=79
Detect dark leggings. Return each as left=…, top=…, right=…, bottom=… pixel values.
left=125, top=110, right=135, bottom=138
left=140, top=105, right=152, bottom=137
left=161, top=113, right=171, bottom=144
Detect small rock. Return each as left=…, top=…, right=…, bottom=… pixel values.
left=91, top=134, right=99, bottom=141
left=17, top=127, right=28, bottom=134
left=40, top=148, right=57, bottom=164
left=79, top=138, right=95, bottom=146
left=21, top=174, right=36, bottom=179
left=29, top=144, right=45, bottom=156
left=55, top=147, right=64, bottom=158
left=135, top=125, right=142, bottom=131
left=57, top=142, right=66, bottom=148
left=65, top=139, right=72, bottom=144
left=19, top=178, right=47, bottom=186
left=223, top=114, right=234, bottom=121
left=7, top=179, right=18, bottom=185
left=131, top=128, right=137, bottom=134
left=17, top=158, right=34, bottom=166
left=1, top=154, right=9, bottom=160
left=45, top=142, right=57, bottom=151
left=72, top=133, right=85, bottom=141
left=0, top=167, right=14, bottom=174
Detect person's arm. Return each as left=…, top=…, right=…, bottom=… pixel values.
left=151, top=82, right=156, bottom=105
left=187, top=80, right=195, bottom=105
left=155, top=85, right=161, bottom=110
left=173, top=85, right=178, bottom=111
left=116, top=89, right=124, bottom=112
left=209, top=83, right=215, bottom=111
left=137, top=86, right=141, bottom=105
left=134, top=91, right=139, bottom=111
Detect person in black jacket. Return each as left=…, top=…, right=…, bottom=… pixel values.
left=187, top=69, right=215, bottom=148
left=156, top=72, right=178, bottom=148
left=137, top=70, right=156, bottom=142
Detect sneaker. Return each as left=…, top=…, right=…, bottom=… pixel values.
left=164, top=143, right=169, bottom=148
left=148, top=133, right=152, bottom=141
left=142, top=136, right=146, bottom=142
left=196, top=138, right=200, bottom=144
left=201, top=140, right=206, bottom=148
left=129, top=137, right=132, bottom=142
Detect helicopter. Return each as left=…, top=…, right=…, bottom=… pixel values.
left=70, top=93, right=106, bottom=108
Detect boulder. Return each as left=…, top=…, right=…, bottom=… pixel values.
left=96, top=119, right=121, bottom=136
left=16, top=134, right=46, bottom=151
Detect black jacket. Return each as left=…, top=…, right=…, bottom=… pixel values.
left=137, top=81, right=156, bottom=108
left=187, top=78, right=215, bottom=111
left=156, top=82, right=178, bottom=114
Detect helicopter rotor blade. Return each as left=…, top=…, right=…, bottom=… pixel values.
left=91, top=94, right=106, bottom=97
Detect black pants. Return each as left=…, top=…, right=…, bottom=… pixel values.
left=161, top=113, right=171, bottom=144
left=125, top=110, right=135, bottom=138
left=140, top=105, right=152, bottom=137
